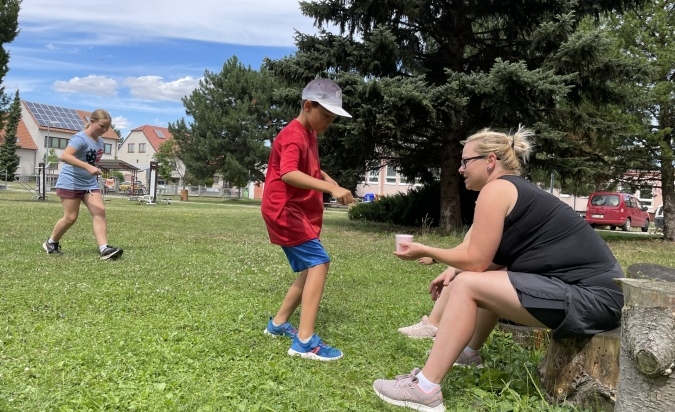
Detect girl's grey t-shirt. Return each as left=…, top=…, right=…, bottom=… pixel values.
left=55, top=131, right=104, bottom=190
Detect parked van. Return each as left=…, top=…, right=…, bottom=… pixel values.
left=585, top=192, right=650, bottom=232
left=654, top=205, right=664, bottom=230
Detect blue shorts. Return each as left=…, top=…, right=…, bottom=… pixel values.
left=281, top=239, right=330, bottom=272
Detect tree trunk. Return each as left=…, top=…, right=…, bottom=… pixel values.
left=661, top=134, right=674, bottom=241
left=615, top=278, right=675, bottom=411
left=439, top=132, right=464, bottom=231
left=538, top=328, right=621, bottom=411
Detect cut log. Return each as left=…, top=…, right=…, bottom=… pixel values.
left=614, top=278, right=675, bottom=412
left=538, top=328, right=621, bottom=411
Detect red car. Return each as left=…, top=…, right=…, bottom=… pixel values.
left=585, top=192, right=650, bottom=232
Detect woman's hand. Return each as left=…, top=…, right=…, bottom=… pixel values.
left=429, top=266, right=458, bottom=301
left=393, top=242, right=427, bottom=260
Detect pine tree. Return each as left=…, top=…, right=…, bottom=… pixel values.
left=0, top=89, right=20, bottom=180
left=169, top=57, right=294, bottom=187
left=266, top=0, right=648, bottom=230
left=608, top=1, right=675, bottom=241
left=0, top=0, right=20, bottom=133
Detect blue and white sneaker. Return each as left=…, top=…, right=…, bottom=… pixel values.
left=288, top=334, right=343, bottom=361
left=263, top=318, right=297, bottom=338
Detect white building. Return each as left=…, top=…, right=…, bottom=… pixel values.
left=116, top=125, right=184, bottom=185
left=0, top=101, right=121, bottom=179
left=355, top=161, right=663, bottom=215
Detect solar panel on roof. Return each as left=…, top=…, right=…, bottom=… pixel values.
left=24, top=101, right=86, bottom=131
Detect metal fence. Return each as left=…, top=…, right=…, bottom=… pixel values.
left=158, top=184, right=245, bottom=199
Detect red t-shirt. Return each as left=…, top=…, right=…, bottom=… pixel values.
left=261, top=119, right=324, bottom=246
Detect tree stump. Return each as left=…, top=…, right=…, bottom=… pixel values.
left=538, top=328, right=621, bottom=411
left=614, top=278, right=675, bottom=412
left=537, top=264, right=675, bottom=411
left=497, top=321, right=550, bottom=350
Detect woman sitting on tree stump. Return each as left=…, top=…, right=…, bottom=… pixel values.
left=372, top=126, right=624, bottom=412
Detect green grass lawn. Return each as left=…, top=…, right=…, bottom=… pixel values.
left=0, top=190, right=671, bottom=411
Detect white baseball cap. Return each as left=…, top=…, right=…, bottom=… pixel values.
left=301, top=79, right=352, bottom=118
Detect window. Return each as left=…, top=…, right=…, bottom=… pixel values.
left=366, top=169, right=379, bottom=184
left=634, top=196, right=650, bottom=208
left=103, top=143, right=112, bottom=154
left=128, top=143, right=135, bottom=153
left=48, top=136, right=69, bottom=149
left=639, top=187, right=652, bottom=207
left=385, top=165, right=397, bottom=184
left=138, top=143, right=146, bottom=153
left=640, top=187, right=652, bottom=199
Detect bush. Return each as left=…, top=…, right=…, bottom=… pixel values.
left=348, top=182, right=441, bottom=227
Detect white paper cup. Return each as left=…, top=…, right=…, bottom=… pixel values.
left=395, top=234, right=414, bottom=252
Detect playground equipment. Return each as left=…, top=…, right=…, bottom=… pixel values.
left=15, top=162, right=56, bottom=200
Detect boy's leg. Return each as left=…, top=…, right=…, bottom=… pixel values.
left=273, top=269, right=308, bottom=325
left=296, top=262, right=329, bottom=340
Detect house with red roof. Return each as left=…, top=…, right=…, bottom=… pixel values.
left=116, top=125, right=186, bottom=186
left=0, top=101, right=121, bottom=179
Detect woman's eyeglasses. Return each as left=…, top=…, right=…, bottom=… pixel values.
left=461, top=155, right=486, bottom=168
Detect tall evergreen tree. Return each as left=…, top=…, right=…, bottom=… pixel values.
left=266, top=0, right=647, bottom=230
left=0, top=89, right=20, bottom=180
left=169, top=57, right=294, bottom=187
left=0, top=0, right=20, bottom=133
left=608, top=1, right=675, bottom=241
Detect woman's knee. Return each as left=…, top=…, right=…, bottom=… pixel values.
left=447, top=272, right=478, bottom=292
left=448, top=271, right=513, bottom=301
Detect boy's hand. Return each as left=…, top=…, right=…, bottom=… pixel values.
left=331, top=187, right=354, bottom=205
left=418, top=257, right=435, bottom=265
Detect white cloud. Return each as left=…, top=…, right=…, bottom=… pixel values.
left=111, top=115, right=132, bottom=131
left=18, top=0, right=320, bottom=47
left=53, top=75, right=118, bottom=96
left=3, top=77, right=43, bottom=93
left=124, top=76, right=201, bottom=102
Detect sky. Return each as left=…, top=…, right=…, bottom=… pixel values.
left=4, top=0, right=321, bottom=138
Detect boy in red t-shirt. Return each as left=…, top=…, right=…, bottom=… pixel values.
left=261, top=79, right=354, bottom=361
